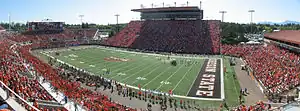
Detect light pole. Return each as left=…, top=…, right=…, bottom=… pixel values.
left=115, top=14, right=120, bottom=32
left=78, top=14, right=86, bottom=40
left=219, top=11, right=227, bottom=22
left=79, top=15, right=84, bottom=24
left=8, top=13, right=11, bottom=32
left=248, top=10, right=255, bottom=33
left=199, top=1, right=202, bottom=10
left=219, top=11, right=227, bottom=55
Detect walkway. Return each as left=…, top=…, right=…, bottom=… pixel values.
left=233, top=58, right=268, bottom=105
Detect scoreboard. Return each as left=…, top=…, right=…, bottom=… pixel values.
left=27, top=22, right=64, bottom=31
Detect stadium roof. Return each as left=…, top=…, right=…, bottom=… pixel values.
left=264, top=30, right=300, bottom=45
left=131, top=6, right=200, bottom=12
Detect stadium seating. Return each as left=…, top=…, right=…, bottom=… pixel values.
left=17, top=46, right=135, bottom=111
left=104, top=20, right=221, bottom=54
left=0, top=26, right=4, bottom=31
left=105, top=21, right=143, bottom=47
left=208, top=20, right=221, bottom=54
left=222, top=44, right=300, bottom=95
left=0, top=40, right=67, bottom=111
left=6, top=29, right=97, bottom=48
left=0, top=29, right=137, bottom=110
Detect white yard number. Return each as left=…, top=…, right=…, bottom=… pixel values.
left=117, top=73, right=126, bottom=76
left=160, top=81, right=171, bottom=85
left=136, top=77, right=146, bottom=80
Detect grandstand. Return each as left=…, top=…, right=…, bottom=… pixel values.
left=104, top=7, right=221, bottom=54
left=264, top=30, right=300, bottom=53
left=0, top=3, right=299, bottom=111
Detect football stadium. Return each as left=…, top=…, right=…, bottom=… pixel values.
left=0, top=0, right=300, bottom=111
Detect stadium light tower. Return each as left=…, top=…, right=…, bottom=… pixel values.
left=174, top=2, right=176, bottom=7
left=151, top=3, right=154, bottom=8
left=79, top=15, right=84, bottom=23
left=187, top=1, right=189, bottom=6
left=248, top=10, right=255, bottom=33
left=199, top=1, right=202, bottom=10
left=8, top=13, right=11, bottom=32
left=115, top=14, right=120, bottom=32
left=219, top=11, right=227, bottom=22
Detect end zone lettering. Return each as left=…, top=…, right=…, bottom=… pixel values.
left=187, top=59, right=221, bottom=98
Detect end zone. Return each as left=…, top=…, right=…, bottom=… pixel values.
left=187, top=58, right=225, bottom=101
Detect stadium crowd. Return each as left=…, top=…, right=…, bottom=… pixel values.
left=0, top=29, right=139, bottom=110
left=105, top=21, right=142, bottom=47
left=0, top=39, right=67, bottom=111
left=18, top=45, right=136, bottom=110
left=6, top=29, right=97, bottom=49
left=105, top=20, right=220, bottom=54
left=2, top=19, right=299, bottom=111
left=222, top=44, right=300, bottom=98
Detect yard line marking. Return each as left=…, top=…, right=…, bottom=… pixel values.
left=88, top=55, right=137, bottom=71
left=172, top=62, right=196, bottom=91
left=119, top=61, right=161, bottom=82
left=142, top=66, right=173, bottom=88
left=99, top=55, right=155, bottom=77
left=131, top=65, right=162, bottom=84
left=79, top=61, right=84, bottom=63
left=75, top=51, right=130, bottom=69
left=99, top=46, right=217, bottom=60
left=110, top=60, right=154, bottom=79
left=155, top=64, right=186, bottom=90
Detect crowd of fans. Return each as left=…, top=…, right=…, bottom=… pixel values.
left=18, top=45, right=135, bottom=111
left=208, top=20, right=221, bottom=54
left=0, top=39, right=66, bottom=111
left=0, top=29, right=138, bottom=110
left=104, top=20, right=221, bottom=54
left=2, top=19, right=300, bottom=111
left=6, top=29, right=97, bottom=49
left=105, top=21, right=142, bottom=47
left=222, top=44, right=300, bottom=97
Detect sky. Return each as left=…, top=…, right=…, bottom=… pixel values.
left=0, top=0, right=300, bottom=24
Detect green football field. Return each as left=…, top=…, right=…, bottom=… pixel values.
left=45, top=47, right=204, bottom=96
left=37, top=46, right=241, bottom=108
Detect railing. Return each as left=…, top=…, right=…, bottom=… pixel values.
left=0, top=81, right=40, bottom=111
left=93, top=29, right=99, bottom=40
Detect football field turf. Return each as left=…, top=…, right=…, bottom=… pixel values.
left=45, top=47, right=205, bottom=96
left=38, top=46, right=241, bottom=108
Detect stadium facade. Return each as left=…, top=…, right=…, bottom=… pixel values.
left=131, top=6, right=203, bottom=20
left=105, top=6, right=221, bottom=55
